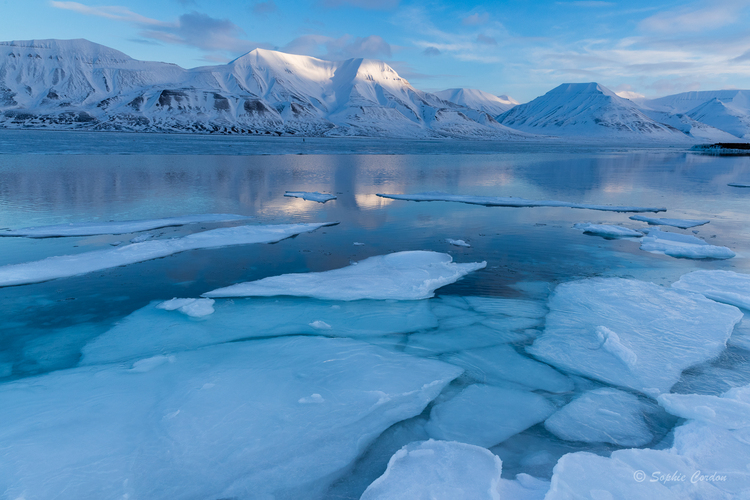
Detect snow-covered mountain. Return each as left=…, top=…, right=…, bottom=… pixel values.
left=433, top=88, right=518, bottom=116
left=0, top=39, right=525, bottom=139
left=641, top=90, right=750, bottom=139
left=497, top=83, right=689, bottom=140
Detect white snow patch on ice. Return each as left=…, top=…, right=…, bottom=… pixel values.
left=377, top=192, right=666, bottom=213
left=573, top=223, right=643, bottom=238
left=284, top=191, right=337, bottom=203
left=203, top=251, right=486, bottom=301
left=639, top=228, right=735, bottom=259
left=672, top=270, right=750, bottom=310
left=156, top=298, right=215, bottom=318
left=0, top=222, right=335, bottom=287
left=309, top=320, right=332, bottom=330
left=0, top=214, right=251, bottom=237
left=629, top=215, right=709, bottom=229
left=527, top=278, right=742, bottom=394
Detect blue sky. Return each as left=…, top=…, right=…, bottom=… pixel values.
left=2, top=0, right=749, bottom=102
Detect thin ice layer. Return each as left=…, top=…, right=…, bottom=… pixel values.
left=82, top=297, right=438, bottom=365
left=573, top=223, right=643, bottom=238
left=425, top=384, right=556, bottom=448
left=629, top=215, right=710, bottom=229
left=203, top=251, right=487, bottom=300
left=0, top=337, right=462, bottom=500
left=672, top=270, right=750, bottom=310
left=441, top=345, right=573, bottom=393
left=545, top=384, right=750, bottom=499
left=377, top=192, right=666, bottom=213
left=284, top=191, right=337, bottom=203
left=361, top=440, right=549, bottom=500
left=0, top=214, right=251, bottom=237
left=527, top=278, right=742, bottom=395
left=640, top=228, right=735, bottom=259
left=544, top=388, right=655, bottom=446
left=0, top=222, right=335, bottom=287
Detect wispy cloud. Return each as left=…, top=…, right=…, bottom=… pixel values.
left=639, top=0, right=748, bottom=33
left=462, top=12, right=490, bottom=26
left=555, top=1, right=615, bottom=7
left=50, top=1, right=166, bottom=26
left=320, top=0, right=399, bottom=10
left=252, top=0, right=277, bottom=15
left=283, top=34, right=392, bottom=60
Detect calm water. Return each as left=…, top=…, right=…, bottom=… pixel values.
left=1, top=131, right=750, bottom=496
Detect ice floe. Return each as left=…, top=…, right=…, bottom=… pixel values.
left=441, top=345, right=574, bottom=393
left=203, top=251, right=486, bottom=300
left=155, top=298, right=215, bottom=318
left=284, top=191, right=337, bottom=203
left=81, top=297, right=438, bottom=365
left=544, top=388, right=655, bottom=446
left=545, top=383, right=750, bottom=499
left=527, top=278, right=742, bottom=395
left=629, top=215, right=710, bottom=229
left=573, top=223, right=643, bottom=238
left=361, top=440, right=549, bottom=500
left=425, top=384, right=556, bottom=447
left=0, top=214, right=251, bottom=237
left=447, top=238, right=471, bottom=247
left=0, top=222, right=335, bottom=287
left=672, top=270, right=750, bottom=310
left=639, top=228, right=735, bottom=259
left=0, top=337, right=462, bottom=500
left=377, top=192, right=666, bottom=213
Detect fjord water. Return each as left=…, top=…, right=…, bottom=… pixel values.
left=2, top=131, right=750, bottom=498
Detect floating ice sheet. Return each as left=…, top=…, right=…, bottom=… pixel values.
left=361, top=440, right=549, bottom=500
left=155, top=298, right=215, bottom=318
left=82, top=297, right=438, bottom=365
left=0, top=222, right=335, bottom=287
left=203, top=251, right=486, bottom=301
left=377, top=192, right=666, bottom=213
left=284, top=191, right=337, bottom=203
left=573, top=223, right=643, bottom=238
left=0, top=214, right=251, bottom=237
left=672, top=270, right=750, bottom=310
left=629, top=215, right=710, bottom=229
left=639, top=228, right=735, bottom=259
left=0, top=337, right=462, bottom=500
left=425, top=384, right=556, bottom=448
left=527, top=278, right=742, bottom=395
left=544, top=388, right=655, bottom=446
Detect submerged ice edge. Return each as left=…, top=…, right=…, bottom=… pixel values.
left=377, top=193, right=667, bottom=213
left=0, top=214, right=252, bottom=237
left=0, top=222, right=337, bottom=287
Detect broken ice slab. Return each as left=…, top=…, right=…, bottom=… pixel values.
left=629, top=214, right=710, bottom=229
left=639, top=228, right=735, bottom=259
left=203, top=251, right=486, bottom=300
left=573, top=223, right=643, bottom=238
left=284, top=191, right=337, bottom=203
left=0, top=222, right=336, bottom=287
left=672, top=270, right=750, bottom=310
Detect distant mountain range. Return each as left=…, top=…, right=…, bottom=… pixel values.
left=1, top=39, right=748, bottom=142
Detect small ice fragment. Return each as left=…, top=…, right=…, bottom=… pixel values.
left=446, top=238, right=471, bottom=247
left=309, top=320, right=331, bottom=330
left=377, top=192, right=666, bottom=213
left=573, top=223, right=643, bottom=238
left=353, top=242, right=365, bottom=246
left=629, top=215, right=709, bottom=229
left=299, top=394, right=325, bottom=404
left=157, top=298, right=215, bottom=318
left=284, top=191, right=337, bottom=203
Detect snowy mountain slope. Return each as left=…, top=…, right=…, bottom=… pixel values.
left=497, top=82, right=689, bottom=140
left=0, top=39, right=526, bottom=139
left=641, top=90, right=750, bottom=113
left=641, top=109, right=740, bottom=142
left=433, top=88, right=518, bottom=116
